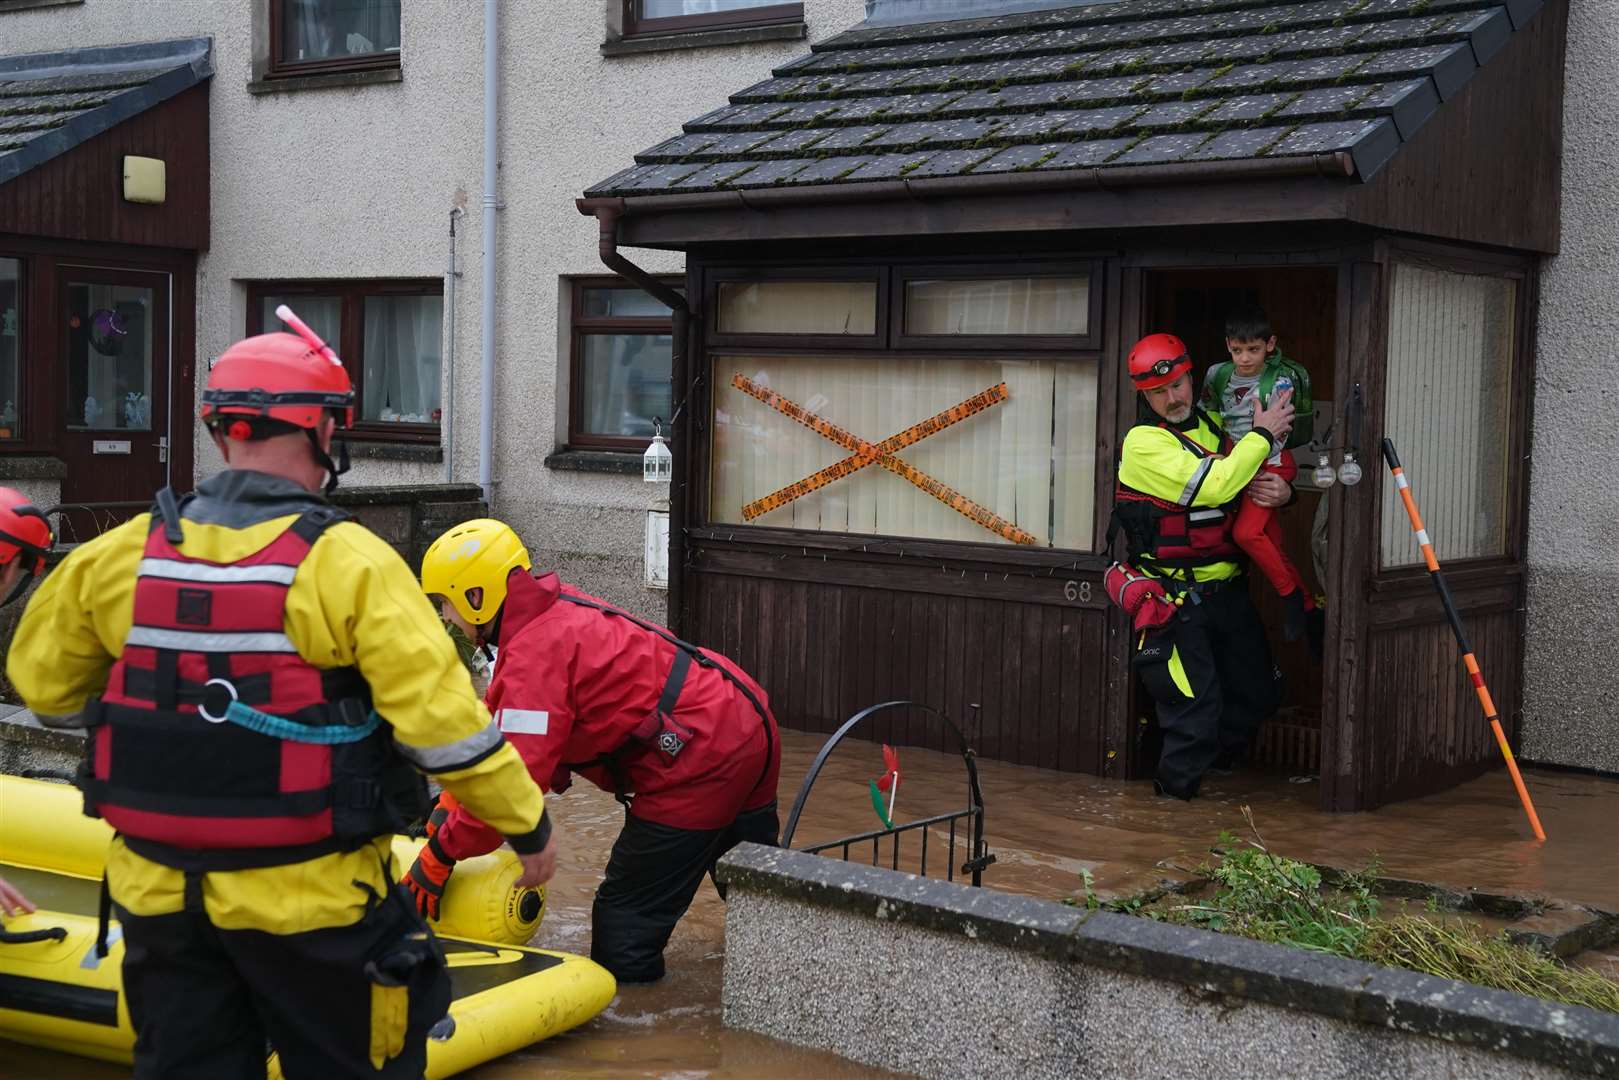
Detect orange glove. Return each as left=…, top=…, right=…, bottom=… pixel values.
left=404, top=835, right=456, bottom=921
left=423, top=791, right=460, bottom=842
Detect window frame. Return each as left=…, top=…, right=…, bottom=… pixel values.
left=245, top=278, right=442, bottom=444
left=704, top=267, right=890, bottom=353
left=265, top=0, right=402, bottom=81
left=696, top=258, right=1108, bottom=557
left=568, top=274, right=683, bottom=453
left=621, top=0, right=804, bottom=38
left=0, top=253, right=26, bottom=443
left=892, top=261, right=1105, bottom=351
left=1370, top=245, right=1532, bottom=582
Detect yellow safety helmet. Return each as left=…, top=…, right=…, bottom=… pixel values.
left=421, top=518, right=532, bottom=626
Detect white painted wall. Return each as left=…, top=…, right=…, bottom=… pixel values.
left=0, top=0, right=865, bottom=615
left=1522, top=0, right=1619, bottom=774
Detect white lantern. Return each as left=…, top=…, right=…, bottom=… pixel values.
left=643, top=433, right=672, bottom=484
left=1337, top=453, right=1363, bottom=487
left=1312, top=459, right=1337, bottom=488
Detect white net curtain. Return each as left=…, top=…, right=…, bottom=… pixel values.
left=362, top=295, right=441, bottom=424
left=1380, top=265, right=1516, bottom=567
left=712, top=354, right=1097, bottom=548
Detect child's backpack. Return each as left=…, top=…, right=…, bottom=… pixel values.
left=1204, top=351, right=1314, bottom=450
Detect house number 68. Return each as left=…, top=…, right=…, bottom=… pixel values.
left=1063, top=580, right=1091, bottom=603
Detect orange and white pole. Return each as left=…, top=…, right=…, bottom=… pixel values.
left=1381, top=438, right=1545, bottom=842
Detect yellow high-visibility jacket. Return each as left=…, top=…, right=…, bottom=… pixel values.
left=1116, top=411, right=1275, bottom=582
left=6, top=471, right=547, bottom=934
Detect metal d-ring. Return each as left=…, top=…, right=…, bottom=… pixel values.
left=199, top=677, right=239, bottom=724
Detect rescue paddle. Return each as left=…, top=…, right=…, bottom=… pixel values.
left=1381, top=439, right=1546, bottom=842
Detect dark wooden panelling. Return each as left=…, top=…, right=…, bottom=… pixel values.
left=1358, top=608, right=1521, bottom=805
left=0, top=84, right=210, bottom=252
left=690, top=567, right=1111, bottom=767
left=1346, top=3, right=1567, bottom=254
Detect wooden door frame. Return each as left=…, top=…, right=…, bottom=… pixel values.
left=0, top=235, right=196, bottom=494
left=1326, top=236, right=1538, bottom=810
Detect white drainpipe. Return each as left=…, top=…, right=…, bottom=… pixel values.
left=444, top=207, right=461, bottom=484
left=478, top=0, right=499, bottom=507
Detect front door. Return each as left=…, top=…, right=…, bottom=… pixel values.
left=56, top=266, right=171, bottom=542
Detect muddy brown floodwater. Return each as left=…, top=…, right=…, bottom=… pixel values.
left=3, top=728, right=1616, bottom=1078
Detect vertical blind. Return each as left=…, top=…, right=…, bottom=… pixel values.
left=1381, top=264, right=1516, bottom=567
left=711, top=354, right=1097, bottom=548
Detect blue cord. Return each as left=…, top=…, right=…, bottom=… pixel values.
left=224, top=701, right=381, bottom=745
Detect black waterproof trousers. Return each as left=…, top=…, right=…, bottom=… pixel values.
left=591, top=802, right=780, bottom=984
left=1134, top=579, right=1283, bottom=799
left=117, top=880, right=450, bottom=1080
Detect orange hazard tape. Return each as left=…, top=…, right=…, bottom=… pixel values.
left=731, top=374, right=1037, bottom=546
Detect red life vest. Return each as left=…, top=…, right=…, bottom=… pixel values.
left=1110, top=410, right=1245, bottom=573
left=80, top=505, right=423, bottom=870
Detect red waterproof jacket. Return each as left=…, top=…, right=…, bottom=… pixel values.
left=435, top=571, right=780, bottom=857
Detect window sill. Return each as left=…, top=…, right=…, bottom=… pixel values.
left=345, top=440, right=442, bottom=464
left=601, top=21, right=806, bottom=56
left=0, top=454, right=67, bottom=481
left=545, top=449, right=643, bottom=476
left=247, top=67, right=402, bottom=95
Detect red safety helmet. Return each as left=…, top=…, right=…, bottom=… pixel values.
left=200, top=332, right=355, bottom=439
left=1128, top=333, right=1193, bottom=391
left=0, top=487, right=52, bottom=607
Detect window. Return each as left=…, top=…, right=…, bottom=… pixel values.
left=268, top=0, right=401, bottom=78
left=1380, top=263, right=1517, bottom=568
left=712, top=354, right=1098, bottom=547
left=622, top=0, right=803, bottom=37
left=717, top=281, right=878, bottom=336
left=65, top=280, right=154, bottom=432
left=569, top=278, right=680, bottom=450
left=247, top=280, right=441, bottom=442
left=904, top=277, right=1090, bottom=337
left=706, top=265, right=1102, bottom=550
left=0, top=258, right=19, bottom=438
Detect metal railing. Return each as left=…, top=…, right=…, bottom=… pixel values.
left=41, top=501, right=151, bottom=550
left=781, top=700, right=996, bottom=887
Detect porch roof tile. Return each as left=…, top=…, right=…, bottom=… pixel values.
left=0, top=38, right=212, bottom=187
left=586, top=0, right=1546, bottom=197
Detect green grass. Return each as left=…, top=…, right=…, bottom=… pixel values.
left=1079, top=808, right=1619, bottom=1015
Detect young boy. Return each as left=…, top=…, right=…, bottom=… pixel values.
left=1199, top=305, right=1319, bottom=649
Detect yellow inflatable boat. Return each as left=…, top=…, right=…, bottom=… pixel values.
left=0, top=776, right=615, bottom=1077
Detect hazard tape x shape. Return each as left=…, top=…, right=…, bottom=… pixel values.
left=731, top=373, right=1037, bottom=545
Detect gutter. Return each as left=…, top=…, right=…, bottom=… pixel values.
left=586, top=205, right=692, bottom=633
left=577, top=151, right=1355, bottom=219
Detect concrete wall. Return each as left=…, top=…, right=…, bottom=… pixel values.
left=0, top=0, right=864, bottom=607
left=718, top=845, right=1619, bottom=1080
left=1522, top=0, right=1619, bottom=774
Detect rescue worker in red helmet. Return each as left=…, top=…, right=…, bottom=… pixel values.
left=0, top=486, right=51, bottom=918
left=1110, top=332, right=1296, bottom=799
left=5, top=315, right=555, bottom=1079
left=411, top=519, right=781, bottom=984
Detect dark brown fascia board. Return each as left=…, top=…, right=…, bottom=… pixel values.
left=577, top=152, right=1355, bottom=248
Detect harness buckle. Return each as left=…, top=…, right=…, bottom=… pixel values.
left=199, top=678, right=238, bottom=724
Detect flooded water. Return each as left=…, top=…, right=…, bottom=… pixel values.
left=2, top=729, right=1615, bottom=1078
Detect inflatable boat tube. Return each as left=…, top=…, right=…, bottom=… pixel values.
left=0, top=864, right=615, bottom=1077
left=0, top=775, right=545, bottom=945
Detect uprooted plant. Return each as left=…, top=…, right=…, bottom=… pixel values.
left=1081, top=807, right=1619, bottom=1015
